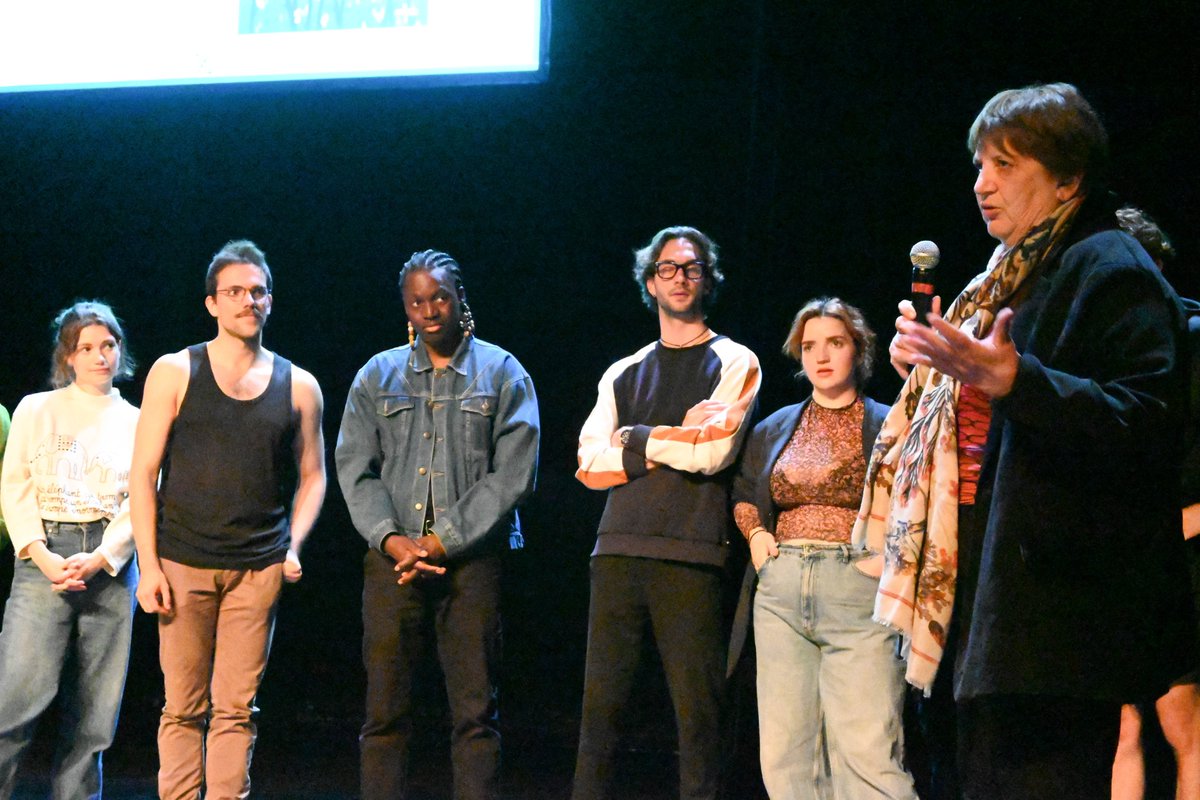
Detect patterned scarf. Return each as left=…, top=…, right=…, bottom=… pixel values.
left=852, top=197, right=1082, bottom=693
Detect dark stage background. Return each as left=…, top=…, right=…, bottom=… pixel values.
left=1, top=1, right=1198, bottom=797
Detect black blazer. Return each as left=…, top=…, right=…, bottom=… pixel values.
left=725, top=395, right=889, bottom=676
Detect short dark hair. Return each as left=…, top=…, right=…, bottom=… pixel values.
left=967, top=82, right=1109, bottom=194
left=50, top=300, right=136, bottom=389
left=632, top=226, right=725, bottom=311
left=782, top=297, right=876, bottom=389
left=205, top=239, right=273, bottom=297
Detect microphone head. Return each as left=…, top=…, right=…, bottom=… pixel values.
left=910, top=240, right=940, bottom=269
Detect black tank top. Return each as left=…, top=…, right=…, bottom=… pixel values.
left=157, top=343, right=297, bottom=569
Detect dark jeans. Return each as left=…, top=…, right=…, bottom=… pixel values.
left=957, top=694, right=1121, bottom=800
left=360, top=549, right=502, bottom=800
left=571, top=555, right=726, bottom=800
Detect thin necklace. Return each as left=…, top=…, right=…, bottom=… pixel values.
left=660, top=327, right=711, bottom=349
left=812, top=393, right=858, bottom=410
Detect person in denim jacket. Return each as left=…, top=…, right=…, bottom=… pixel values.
left=336, top=249, right=540, bottom=800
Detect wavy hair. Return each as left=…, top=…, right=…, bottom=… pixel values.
left=632, top=226, right=724, bottom=312
left=49, top=300, right=135, bottom=388
left=782, top=297, right=876, bottom=389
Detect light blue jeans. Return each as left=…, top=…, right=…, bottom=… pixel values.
left=754, top=543, right=915, bottom=800
left=0, top=521, right=137, bottom=800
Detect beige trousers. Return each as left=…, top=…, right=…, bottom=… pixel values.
left=156, top=559, right=283, bottom=800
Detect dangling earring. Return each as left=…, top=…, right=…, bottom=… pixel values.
left=407, top=321, right=415, bottom=348
left=460, top=300, right=475, bottom=338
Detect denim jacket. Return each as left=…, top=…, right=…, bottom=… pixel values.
left=335, top=337, right=539, bottom=560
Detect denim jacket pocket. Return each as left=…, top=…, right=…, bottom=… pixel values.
left=376, top=394, right=416, bottom=445
left=376, top=394, right=416, bottom=416
left=459, top=393, right=497, bottom=416
left=460, top=394, right=498, bottom=465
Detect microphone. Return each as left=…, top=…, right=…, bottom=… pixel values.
left=910, top=240, right=940, bottom=324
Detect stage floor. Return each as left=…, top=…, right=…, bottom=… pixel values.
left=7, top=715, right=757, bottom=799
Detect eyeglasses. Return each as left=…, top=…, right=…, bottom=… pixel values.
left=653, top=260, right=706, bottom=281
left=215, top=286, right=270, bottom=301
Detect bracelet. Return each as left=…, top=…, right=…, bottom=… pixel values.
left=747, top=527, right=771, bottom=544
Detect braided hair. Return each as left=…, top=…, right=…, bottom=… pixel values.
left=398, top=249, right=475, bottom=338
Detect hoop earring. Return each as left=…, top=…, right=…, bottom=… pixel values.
left=407, top=321, right=415, bottom=348
left=460, top=301, right=475, bottom=338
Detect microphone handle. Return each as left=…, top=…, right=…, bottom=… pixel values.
left=911, top=265, right=935, bottom=323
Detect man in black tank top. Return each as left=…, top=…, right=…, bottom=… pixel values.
left=129, top=240, right=326, bottom=800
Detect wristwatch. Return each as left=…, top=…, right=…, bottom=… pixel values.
left=619, top=427, right=632, bottom=447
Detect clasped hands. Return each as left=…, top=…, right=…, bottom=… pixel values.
left=889, top=297, right=1019, bottom=398
left=383, top=533, right=448, bottom=586
left=31, top=546, right=105, bottom=593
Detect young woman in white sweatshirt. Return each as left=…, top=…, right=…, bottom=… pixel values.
left=0, top=301, right=139, bottom=799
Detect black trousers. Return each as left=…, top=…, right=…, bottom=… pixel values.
left=360, top=550, right=502, bottom=800
left=957, top=693, right=1121, bottom=800
left=571, top=555, right=726, bottom=800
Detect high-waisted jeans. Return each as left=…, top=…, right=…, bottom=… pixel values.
left=0, top=520, right=137, bottom=800
left=753, top=543, right=915, bottom=800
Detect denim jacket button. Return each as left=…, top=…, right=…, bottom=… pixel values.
left=418, top=467, right=427, bottom=475
left=415, top=503, right=423, bottom=511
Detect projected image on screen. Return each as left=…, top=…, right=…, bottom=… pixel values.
left=0, top=0, right=546, bottom=93
left=241, top=0, right=429, bottom=33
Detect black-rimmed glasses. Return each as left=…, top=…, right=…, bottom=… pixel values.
left=653, top=259, right=706, bottom=281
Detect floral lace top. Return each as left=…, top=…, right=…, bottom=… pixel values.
left=734, top=398, right=865, bottom=544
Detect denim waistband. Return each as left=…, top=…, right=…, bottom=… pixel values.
left=42, top=519, right=109, bottom=535
left=776, top=542, right=860, bottom=561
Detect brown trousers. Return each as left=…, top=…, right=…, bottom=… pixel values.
left=156, top=559, right=283, bottom=800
